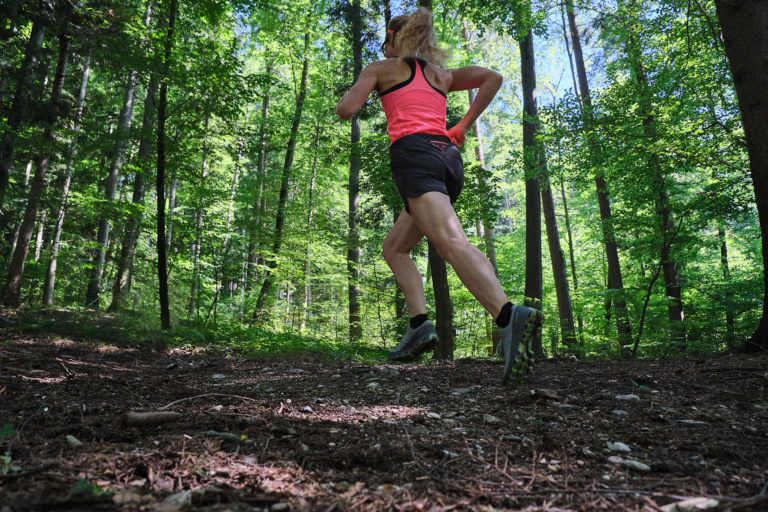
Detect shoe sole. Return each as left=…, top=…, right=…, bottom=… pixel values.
left=387, top=334, right=438, bottom=362
left=504, top=309, right=543, bottom=387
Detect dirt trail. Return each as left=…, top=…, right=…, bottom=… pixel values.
left=1, top=331, right=767, bottom=511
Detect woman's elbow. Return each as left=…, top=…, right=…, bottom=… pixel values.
left=490, top=71, right=503, bottom=88
left=336, top=101, right=355, bottom=120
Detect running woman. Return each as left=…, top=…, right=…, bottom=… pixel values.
left=336, top=8, right=543, bottom=386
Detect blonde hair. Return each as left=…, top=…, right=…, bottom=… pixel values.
left=387, top=8, right=448, bottom=68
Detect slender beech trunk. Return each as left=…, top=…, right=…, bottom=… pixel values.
left=156, top=0, right=177, bottom=330
left=85, top=70, right=140, bottom=306
left=566, top=0, right=632, bottom=346
left=0, top=16, right=45, bottom=207
left=715, top=0, right=768, bottom=351
left=560, top=180, right=584, bottom=341
left=254, top=33, right=310, bottom=321
left=347, top=0, right=363, bottom=341
left=462, top=22, right=501, bottom=352
left=519, top=28, right=544, bottom=355
left=519, top=27, right=576, bottom=351
left=384, top=0, right=406, bottom=332
left=2, top=29, right=69, bottom=306
left=247, top=64, right=272, bottom=293
left=33, top=209, right=46, bottom=262
left=215, top=107, right=250, bottom=302
left=189, top=112, right=210, bottom=319
left=43, top=50, right=92, bottom=306
left=166, top=162, right=178, bottom=251
left=414, top=0, right=453, bottom=356
left=718, top=226, right=736, bottom=346
left=108, top=71, right=160, bottom=311
left=619, top=0, right=686, bottom=346
left=301, top=122, right=321, bottom=331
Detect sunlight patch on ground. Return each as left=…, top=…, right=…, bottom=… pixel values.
left=19, top=374, right=68, bottom=384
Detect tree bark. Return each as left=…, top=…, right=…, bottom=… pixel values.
left=566, top=0, right=632, bottom=346
left=519, top=28, right=543, bottom=355
left=2, top=28, right=69, bottom=306
left=253, top=33, right=310, bottom=321
left=189, top=112, right=210, bottom=319
left=301, top=122, right=321, bottom=331
left=86, top=5, right=153, bottom=306
left=519, top=27, right=576, bottom=352
left=108, top=71, right=160, bottom=312
left=247, top=63, right=272, bottom=294
left=43, top=49, right=92, bottom=306
left=718, top=226, right=736, bottom=346
left=715, top=0, right=768, bottom=351
left=156, top=0, right=178, bottom=330
left=430, top=241, right=454, bottom=359
left=619, top=0, right=686, bottom=347
left=84, top=69, right=140, bottom=307
left=560, top=180, right=584, bottom=342
left=463, top=22, right=500, bottom=352
left=0, top=15, right=45, bottom=207
left=347, top=0, right=363, bottom=341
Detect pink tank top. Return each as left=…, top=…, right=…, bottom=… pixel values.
left=380, top=58, right=449, bottom=144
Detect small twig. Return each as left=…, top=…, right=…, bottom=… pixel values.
left=158, top=393, right=260, bottom=410
left=0, top=461, right=59, bottom=480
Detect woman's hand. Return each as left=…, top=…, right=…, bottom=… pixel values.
left=447, top=123, right=466, bottom=147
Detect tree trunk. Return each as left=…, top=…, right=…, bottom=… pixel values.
left=107, top=71, right=160, bottom=312
left=430, top=241, right=454, bottom=359
left=560, top=180, right=584, bottom=342
left=85, top=70, right=140, bottom=307
left=2, top=29, right=69, bottom=306
left=347, top=0, right=363, bottom=341
left=189, top=112, right=210, bottom=319
left=619, top=0, right=686, bottom=347
left=463, top=22, right=501, bottom=352
left=301, top=122, right=321, bottom=331
left=86, top=5, right=153, bottom=306
left=718, top=226, right=736, bottom=346
left=0, top=16, right=45, bottom=207
left=519, top=27, right=576, bottom=351
left=43, top=49, right=92, bottom=306
left=715, top=0, right=768, bottom=351
left=566, top=0, right=632, bottom=346
left=519, top=29, right=544, bottom=355
left=254, top=33, right=310, bottom=321
left=165, top=160, right=178, bottom=252
left=247, top=63, right=272, bottom=294
left=156, top=0, right=178, bottom=330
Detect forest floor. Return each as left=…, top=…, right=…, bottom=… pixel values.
left=1, top=321, right=767, bottom=511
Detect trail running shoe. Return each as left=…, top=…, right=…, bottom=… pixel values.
left=387, top=320, right=438, bottom=362
left=498, top=305, right=543, bottom=386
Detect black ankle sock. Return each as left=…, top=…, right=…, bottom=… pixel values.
left=495, top=302, right=514, bottom=328
left=410, top=314, right=428, bottom=329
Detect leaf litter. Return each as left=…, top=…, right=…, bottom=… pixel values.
left=0, top=332, right=767, bottom=511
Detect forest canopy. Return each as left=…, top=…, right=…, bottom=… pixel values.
left=0, top=0, right=764, bottom=359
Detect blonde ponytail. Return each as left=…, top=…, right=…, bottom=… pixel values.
left=388, top=8, right=449, bottom=67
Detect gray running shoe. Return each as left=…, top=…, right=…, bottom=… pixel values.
left=387, top=320, right=438, bottom=362
left=498, top=305, right=543, bottom=386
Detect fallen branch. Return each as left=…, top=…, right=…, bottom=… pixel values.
left=122, top=411, right=182, bottom=427
left=0, top=462, right=59, bottom=480
left=158, top=393, right=260, bottom=411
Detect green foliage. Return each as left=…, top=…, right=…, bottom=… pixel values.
left=0, top=0, right=762, bottom=361
left=69, top=478, right=111, bottom=497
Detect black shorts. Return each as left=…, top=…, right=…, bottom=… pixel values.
left=390, top=133, right=464, bottom=213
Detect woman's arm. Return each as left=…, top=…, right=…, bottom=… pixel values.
left=446, top=66, right=503, bottom=146
left=336, top=63, right=380, bottom=120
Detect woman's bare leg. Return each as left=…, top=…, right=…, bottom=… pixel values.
left=382, top=209, right=427, bottom=317
left=407, top=191, right=509, bottom=318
